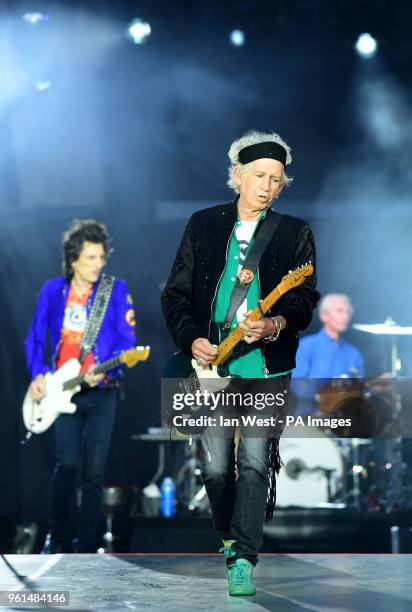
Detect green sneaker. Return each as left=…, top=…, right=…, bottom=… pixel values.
left=228, top=558, right=256, bottom=596
left=219, top=539, right=236, bottom=581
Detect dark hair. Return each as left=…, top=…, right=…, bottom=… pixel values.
left=62, top=219, right=112, bottom=279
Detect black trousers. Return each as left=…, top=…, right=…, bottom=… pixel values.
left=49, top=386, right=118, bottom=551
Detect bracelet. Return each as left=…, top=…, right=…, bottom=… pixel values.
left=263, top=316, right=282, bottom=343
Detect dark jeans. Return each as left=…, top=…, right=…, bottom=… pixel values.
left=49, top=386, right=118, bottom=551
left=200, top=429, right=270, bottom=566
left=198, top=376, right=289, bottom=566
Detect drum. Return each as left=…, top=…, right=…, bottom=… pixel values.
left=317, top=380, right=364, bottom=414
left=276, top=426, right=344, bottom=507
left=317, top=380, right=394, bottom=438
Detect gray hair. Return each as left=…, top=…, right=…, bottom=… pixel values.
left=319, top=294, right=354, bottom=317
left=227, top=130, right=293, bottom=193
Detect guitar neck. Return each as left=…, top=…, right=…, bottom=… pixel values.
left=212, top=284, right=285, bottom=367
left=63, top=354, right=123, bottom=390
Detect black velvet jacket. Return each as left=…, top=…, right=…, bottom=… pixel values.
left=161, top=198, right=321, bottom=373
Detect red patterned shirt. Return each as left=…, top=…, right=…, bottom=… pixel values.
left=56, top=285, right=94, bottom=373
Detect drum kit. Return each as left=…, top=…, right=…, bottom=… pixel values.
left=277, top=318, right=412, bottom=513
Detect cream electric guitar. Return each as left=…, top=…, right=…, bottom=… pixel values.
left=165, top=263, right=314, bottom=392
left=164, top=264, right=313, bottom=435
left=22, top=346, right=150, bottom=435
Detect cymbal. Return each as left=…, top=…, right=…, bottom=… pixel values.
left=353, top=318, right=412, bottom=336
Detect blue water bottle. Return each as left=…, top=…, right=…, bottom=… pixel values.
left=160, top=477, right=175, bottom=517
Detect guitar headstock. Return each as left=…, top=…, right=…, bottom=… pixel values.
left=280, top=262, right=314, bottom=291
left=121, top=346, right=151, bottom=368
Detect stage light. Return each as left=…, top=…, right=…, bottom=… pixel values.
left=230, top=30, right=245, bottom=47
left=22, top=12, right=49, bottom=25
left=35, top=80, right=51, bottom=91
left=127, top=18, right=151, bottom=45
left=355, top=33, right=378, bottom=59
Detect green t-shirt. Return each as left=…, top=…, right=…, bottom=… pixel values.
left=212, top=209, right=291, bottom=379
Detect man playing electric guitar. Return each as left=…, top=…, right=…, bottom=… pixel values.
left=25, top=219, right=137, bottom=553
left=161, top=130, right=320, bottom=596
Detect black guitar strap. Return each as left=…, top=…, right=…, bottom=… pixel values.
left=223, top=211, right=282, bottom=330
left=79, top=274, right=115, bottom=364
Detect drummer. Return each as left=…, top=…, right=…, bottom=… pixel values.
left=294, top=294, right=364, bottom=378
left=292, top=294, right=364, bottom=415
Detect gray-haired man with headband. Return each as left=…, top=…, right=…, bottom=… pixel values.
left=161, top=130, right=320, bottom=595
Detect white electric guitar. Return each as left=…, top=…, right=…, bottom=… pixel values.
left=22, top=346, right=150, bottom=435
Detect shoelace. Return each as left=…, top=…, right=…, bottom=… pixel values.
left=232, top=561, right=249, bottom=585
left=219, top=546, right=235, bottom=557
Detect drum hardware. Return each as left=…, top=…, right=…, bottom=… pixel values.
left=174, top=439, right=209, bottom=513
left=188, top=484, right=209, bottom=513
left=276, top=426, right=345, bottom=508
left=276, top=422, right=409, bottom=512
left=285, top=458, right=337, bottom=502
left=353, top=318, right=412, bottom=512
left=100, top=486, right=135, bottom=553
left=284, top=458, right=306, bottom=480
left=353, top=318, right=412, bottom=377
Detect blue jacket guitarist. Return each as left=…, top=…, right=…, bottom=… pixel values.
left=25, top=219, right=136, bottom=553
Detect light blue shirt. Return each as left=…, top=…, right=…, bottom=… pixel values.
left=293, top=328, right=364, bottom=378
left=291, top=329, right=364, bottom=416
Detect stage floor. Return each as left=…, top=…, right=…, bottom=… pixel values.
left=1, top=553, right=411, bottom=611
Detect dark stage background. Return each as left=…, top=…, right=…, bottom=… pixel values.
left=1, top=0, right=411, bottom=543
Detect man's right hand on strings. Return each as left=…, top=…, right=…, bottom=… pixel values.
left=29, top=374, right=47, bottom=401
left=191, top=338, right=218, bottom=366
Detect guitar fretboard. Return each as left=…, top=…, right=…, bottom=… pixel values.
left=213, top=268, right=311, bottom=366
left=62, top=355, right=122, bottom=390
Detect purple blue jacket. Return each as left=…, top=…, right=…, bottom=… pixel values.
left=25, top=276, right=137, bottom=382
